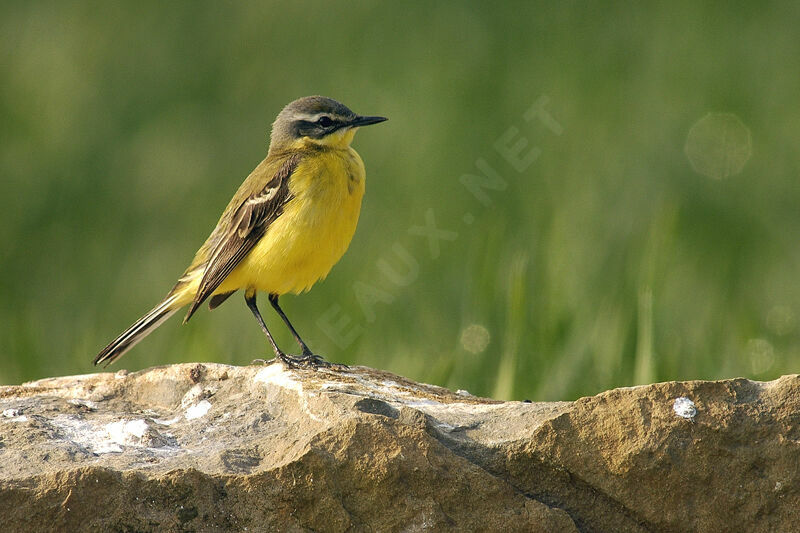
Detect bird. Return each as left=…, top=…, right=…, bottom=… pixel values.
left=94, top=96, right=387, bottom=368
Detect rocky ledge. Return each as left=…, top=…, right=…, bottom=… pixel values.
left=0, top=363, right=798, bottom=532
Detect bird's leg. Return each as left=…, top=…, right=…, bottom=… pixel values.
left=244, top=290, right=298, bottom=368
left=268, top=294, right=313, bottom=355
left=245, top=290, right=287, bottom=364
left=245, top=291, right=329, bottom=369
left=268, top=293, right=332, bottom=368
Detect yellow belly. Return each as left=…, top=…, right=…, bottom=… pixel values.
left=217, top=147, right=365, bottom=295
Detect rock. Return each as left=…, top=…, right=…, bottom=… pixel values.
left=0, top=365, right=798, bottom=532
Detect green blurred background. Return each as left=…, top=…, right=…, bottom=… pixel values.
left=2, top=2, right=799, bottom=401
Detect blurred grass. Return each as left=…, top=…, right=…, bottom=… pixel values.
left=2, top=2, right=800, bottom=400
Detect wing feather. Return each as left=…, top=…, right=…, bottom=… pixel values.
left=183, top=154, right=300, bottom=321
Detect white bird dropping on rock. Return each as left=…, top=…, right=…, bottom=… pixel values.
left=673, top=397, right=697, bottom=420
left=185, top=400, right=212, bottom=420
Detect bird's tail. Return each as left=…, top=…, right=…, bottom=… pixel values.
left=93, top=293, right=183, bottom=367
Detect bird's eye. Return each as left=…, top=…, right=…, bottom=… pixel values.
left=317, top=116, right=333, bottom=127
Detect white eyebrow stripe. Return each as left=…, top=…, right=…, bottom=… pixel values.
left=294, top=112, right=327, bottom=122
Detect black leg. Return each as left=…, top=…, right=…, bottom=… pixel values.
left=245, top=291, right=331, bottom=369
left=268, top=293, right=313, bottom=356
left=245, top=290, right=290, bottom=364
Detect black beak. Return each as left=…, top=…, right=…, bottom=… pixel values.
left=350, top=115, right=388, bottom=127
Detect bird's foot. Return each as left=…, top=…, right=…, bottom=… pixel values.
left=285, top=352, right=331, bottom=369
left=296, top=350, right=349, bottom=371
left=251, top=352, right=347, bottom=371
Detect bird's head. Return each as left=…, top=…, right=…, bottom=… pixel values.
left=269, top=96, right=387, bottom=153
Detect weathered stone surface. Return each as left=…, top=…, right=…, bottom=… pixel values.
left=0, top=364, right=798, bottom=532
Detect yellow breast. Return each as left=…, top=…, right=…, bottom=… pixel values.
left=219, top=147, right=366, bottom=295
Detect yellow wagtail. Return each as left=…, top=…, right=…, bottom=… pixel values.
left=94, top=96, right=386, bottom=368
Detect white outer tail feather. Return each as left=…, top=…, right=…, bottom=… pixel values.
left=93, top=293, right=181, bottom=366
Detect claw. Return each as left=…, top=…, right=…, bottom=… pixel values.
left=251, top=352, right=347, bottom=371
left=285, top=353, right=331, bottom=369
left=297, top=354, right=348, bottom=371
